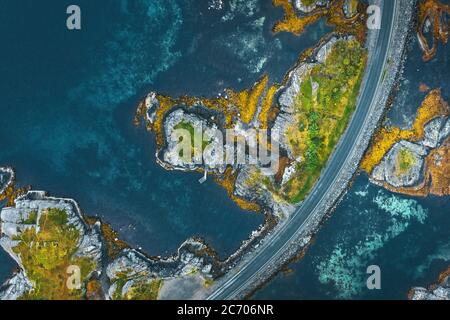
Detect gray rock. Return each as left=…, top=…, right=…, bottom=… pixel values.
left=0, top=167, right=14, bottom=195
left=422, top=117, right=445, bottom=148
left=0, top=191, right=104, bottom=299
left=410, top=274, right=450, bottom=300
left=372, top=141, right=427, bottom=188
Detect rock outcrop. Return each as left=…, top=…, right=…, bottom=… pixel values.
left=410, top=267, right=450, bottom=300
left=0, top=167, right=14, bottom=195
left=0, top=190, right=217, bottom=300
left=0, top=191, right=103, bottom=300
left=370, top=113, right=450, bottom=196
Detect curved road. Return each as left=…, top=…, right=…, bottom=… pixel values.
left=209, top=0, right=398, bottom=300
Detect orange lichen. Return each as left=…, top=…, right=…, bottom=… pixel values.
left=417, top=0, right=450, bottom=62
left=426, top=138, right=450, bottom=196
left=438, top=265, right=450, bottom=284
left=86, top=279, right=104, bottom=300
left=258, top=84, right=280, bottom=129
left=273, top=0, right=368, bottom=43
left=273, top=0, right=324, bottom=35
left=215, top=168, right=261, bottom=212
left=135, top=76, right=278, bottom=149
left=228, top=75, right=269, bottom=124
left=99, top=222, right=130, bottom=258
left=419, top=83, right=431, bottom=93
left=377, top=138, right=450, bottom=197
left=0, top=184, right=30, bottom=207
left=361, top=89, right=450, bottom=173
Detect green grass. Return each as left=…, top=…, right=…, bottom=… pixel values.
left=397, top=148, right=417, bottom=175
left=111, top=270, right=162, bottom=301
left=283, top=39, right=368, bottom=203
left=23, top=210, right=37, bottom=225
left=174, top=121, right=211, bottom=159
left=301, top=0, right=318, bottom=6
left=13, top=208, right=96, bottom=300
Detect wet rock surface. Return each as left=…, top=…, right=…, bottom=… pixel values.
left=410, top=268, right=450, bottom=300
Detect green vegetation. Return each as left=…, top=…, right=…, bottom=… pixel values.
left=126, top=279, right=162, bottom=300
left=283, top=39, right=368, bottom=203
left=301, top=0, right=318, bottom=7
left=23, top=210, right=37, bottom=225
left=111, top=270, right=162, bottom=300
left=12, top=208, right=96, bottom=300
left=174, top=121, right=211, bottom=159
left=396, top=148, right=417, bottom=175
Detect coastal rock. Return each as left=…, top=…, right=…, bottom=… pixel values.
left=106, top=239, right=216, bottom=300
left=234, top=166, right=295, bottom=219
left=422, top=116, right=445, bottom=148
left=410, top=268, right=450, bottom=300
left=161, top=108, right=227, bottom=174
left=370, top=115, right=450, bottom=192
left=293, top=0, right=330, bottom=14
left=0, top=191, right=103, bottom=299
left=0, top=167, right=14, bottom=195
left=372, top=141, right=427, bottom=188
left=0, top=271, right=33, bottom=300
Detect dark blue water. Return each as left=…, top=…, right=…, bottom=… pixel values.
left=0, top=0, right=330, bottom=284
left=254, top=34, right=450, bottom=300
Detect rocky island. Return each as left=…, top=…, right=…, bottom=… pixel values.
left=0, top=0, right=423, bottom=300
left=362, top=89, right=450, bottom=197
left=417, top=0, right=450, bottom=62
left=135, top=0, right=369, bottom=220
left=0, top=188, right=218, bottom=300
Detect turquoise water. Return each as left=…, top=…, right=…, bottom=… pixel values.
left=3, top=1, right=446, bottom=300
left=254, top=34, right=450, bottom=300
left=0, top=0, right=329, bottom=284
left=254, top=174, right=450, bottom=300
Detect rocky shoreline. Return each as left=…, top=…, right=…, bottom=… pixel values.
left=409, top=266, right=450, bottom=300
left=208, top=0, right=416, bottom=299
left=139, top=33, right=366, bottom=220
left=0, top=190, right=218, bottom=300
left=0, top=167, right=14, bottom=195
left=366, top=89, right=450, bottom=197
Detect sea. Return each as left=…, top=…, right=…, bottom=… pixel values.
left=0, top=0, right=448, bottom=300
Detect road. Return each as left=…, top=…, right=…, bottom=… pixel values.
left=208, top=0, right=398, bottom=300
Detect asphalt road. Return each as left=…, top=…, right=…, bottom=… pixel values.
left=208, top=0, right=397, bottom=300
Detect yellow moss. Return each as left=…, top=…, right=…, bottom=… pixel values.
left=273, top=0, right=324, bottom=35
left=273, top=0, right=368, bottom=43
left=258, top=84, right=280, bottom=129
left=13, top=208, right=96, bottom=300
left=361, top=89, right=450, bottom=173
left=0, top=185, right=30, bottom=207
left=215, top=168, right=262, bottom=212
left=244, top=75, right=269, bottom=124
